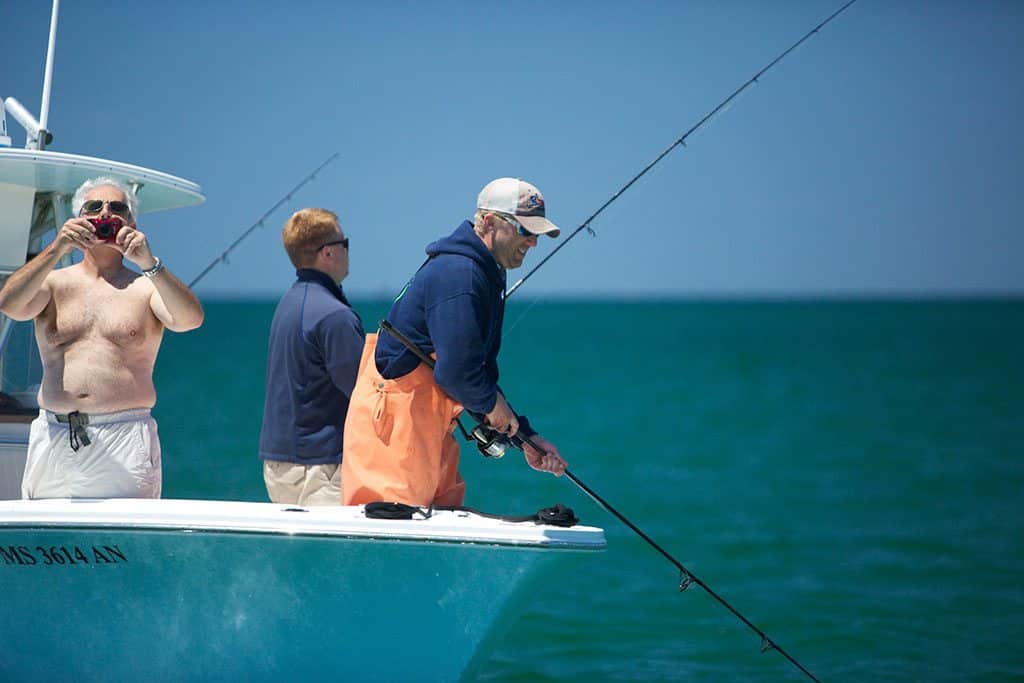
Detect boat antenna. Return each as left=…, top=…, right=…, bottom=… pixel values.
left=378, top=320, right=821, bottom=682
left=37, top=0, right=60, bottom=149
left=188, top=152, right=340, bottom=288
left=506, top=0, right=859, bottom=299
left=5, top=0, right=61, bottom=150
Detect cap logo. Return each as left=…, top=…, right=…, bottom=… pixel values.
left=519, top=192, right=546, bottom=217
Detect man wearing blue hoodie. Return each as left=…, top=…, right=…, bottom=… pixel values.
left=342, top=178, right=567, bottom=506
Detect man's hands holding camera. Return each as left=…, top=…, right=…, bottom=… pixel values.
left=54, top=217, right=102, bottom=255
left=113, top=223, right=157, bottom=271
left=55, top=216, right=157, bottom=271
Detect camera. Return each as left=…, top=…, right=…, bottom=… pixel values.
left=88, top=217, right=123, bottom=242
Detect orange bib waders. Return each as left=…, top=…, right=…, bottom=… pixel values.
left=341, top=334, right=466, bottom=506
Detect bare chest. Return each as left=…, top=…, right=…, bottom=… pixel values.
left=40, top=277, right=159, bottom=349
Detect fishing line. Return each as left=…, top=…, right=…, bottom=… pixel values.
left=379, top=320, right=821, bottom=682
left=505, top=0, right=860, bottom=300
left=188, top=152, right=340, bottom=288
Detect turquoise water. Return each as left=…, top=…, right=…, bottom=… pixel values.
left=155, top=299, right=1024, bottom=681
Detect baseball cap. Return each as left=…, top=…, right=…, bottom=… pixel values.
left=476, top=177, right=560, bottom=238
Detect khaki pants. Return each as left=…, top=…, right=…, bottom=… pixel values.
left=263, top=460, right=342, bottom=506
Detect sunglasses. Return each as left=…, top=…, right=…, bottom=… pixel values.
left=493, top=212, right=537, bottom=239
left=318, top=237, right=349, bottom=251
left=81, top=199, right=132, bottom=217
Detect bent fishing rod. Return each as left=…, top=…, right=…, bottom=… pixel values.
left=188, top=152, right=340, bottom=288
left=506, top=0, right=859, bottom=299
left=379, top=320, right=821, bottom=683
left=488, top=3, right=862, bottom=677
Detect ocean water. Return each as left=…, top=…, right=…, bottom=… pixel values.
left=154, top=299, right=1023, bottom=682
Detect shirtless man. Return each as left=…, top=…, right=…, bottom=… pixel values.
left=0, top=176, right=204, bottom=499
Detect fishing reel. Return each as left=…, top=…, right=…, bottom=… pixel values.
left=469, top=424, right=514, bottom=459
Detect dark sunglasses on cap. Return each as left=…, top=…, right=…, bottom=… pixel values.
left=318, top=237, right=349, bottom=251
left=81, top=199, right=131, bottom=217
left=492, top=212, right=537, bottom=239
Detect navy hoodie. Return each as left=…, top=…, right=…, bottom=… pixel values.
left=376, top=221, right=505, bottom=415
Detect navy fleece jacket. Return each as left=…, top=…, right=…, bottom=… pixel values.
left=376, top=220, right=506, bottom=415
left=259, top=269, right=365, bottom=465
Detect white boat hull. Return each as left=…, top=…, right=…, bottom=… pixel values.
left=0, top=498, right=605, bottom=681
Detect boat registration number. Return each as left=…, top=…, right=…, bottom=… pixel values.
left=0, top=544, right=127, bottom=566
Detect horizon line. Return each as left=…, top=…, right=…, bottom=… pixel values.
left=196, top=291, right=1024, bottom=304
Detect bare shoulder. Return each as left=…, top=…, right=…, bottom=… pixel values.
left=45, top=263, right=82, bottom=293
left=124, top=270, right=168, bottom=323
left=122, top=269, right=157, bottom=300
left=46, top=264, right=75, bottom=284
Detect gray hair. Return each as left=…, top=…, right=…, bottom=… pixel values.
left=71, top=176, right=139, bottom=218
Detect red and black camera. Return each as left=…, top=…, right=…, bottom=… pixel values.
left=88, top=216, right=124, bottom=242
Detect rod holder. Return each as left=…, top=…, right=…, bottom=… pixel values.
left=0, top=100, right=11, bottom=147
left=3, top=97, right=52, bottom=150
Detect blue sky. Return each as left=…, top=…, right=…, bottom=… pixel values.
left=5, top=1, right=1022, bottom=298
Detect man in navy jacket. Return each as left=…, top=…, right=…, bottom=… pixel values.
left=259, top=208, right=364, bottom=504
left=342, top=178, right=566, bottom=506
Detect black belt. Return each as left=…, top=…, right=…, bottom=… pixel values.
left=55, top=411, right=91, bottom=451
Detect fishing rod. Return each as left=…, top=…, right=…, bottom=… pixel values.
left=378, top=320, right=820, bottom=682
left=188, top=152, right=340, bottom=288
left=491, top=4, right=861, bottom=677
left=506, top=0, right=859, bottom=299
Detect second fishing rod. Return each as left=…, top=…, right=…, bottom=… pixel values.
left=378, top=319, right=821, bottom=683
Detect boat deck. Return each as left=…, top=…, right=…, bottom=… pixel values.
left=0, top=497, right=606, bottom=549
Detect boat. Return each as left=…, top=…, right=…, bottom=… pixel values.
left=0, top=6, right=606, bottom=680
left=0, top=498, right=603, bottom=680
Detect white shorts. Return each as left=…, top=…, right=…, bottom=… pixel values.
left=22, top=409, right=162, bottom=500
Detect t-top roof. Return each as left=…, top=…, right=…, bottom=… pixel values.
left=0, top=148, right=204, bottom=214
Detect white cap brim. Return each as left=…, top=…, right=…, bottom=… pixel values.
left=518, top=215, right=561, bottom=238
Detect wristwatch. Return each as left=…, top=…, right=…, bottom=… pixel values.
left=142, top=256, right=165, bottom=278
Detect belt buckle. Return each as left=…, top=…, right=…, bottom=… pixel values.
left=59, top=411, right=92, bottom=450
left=66, top=410, right=89, bottom=428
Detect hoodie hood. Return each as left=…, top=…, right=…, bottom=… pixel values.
left=425, top=221, right=504, bottom=287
